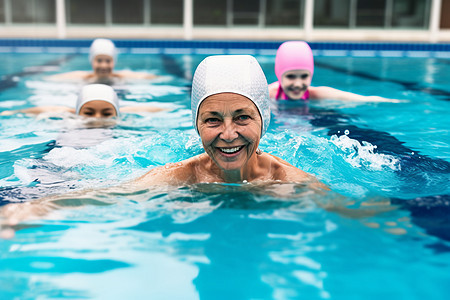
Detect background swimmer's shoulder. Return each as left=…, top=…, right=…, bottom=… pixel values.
left=116, top=70, right=159, bottom=80
left=268, top=81, right=280, bottom=99
left=46, top=71, right=91, bottom=82
left=0, top=106, right=75, bottom=116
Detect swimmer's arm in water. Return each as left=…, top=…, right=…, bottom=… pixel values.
left=309, top=86, right=405, bottom=103
left=45, top=71, right=91, bottom=82
left=119, top=106, right=166, bottom=114
left=116, top=70, right=159, bottom=80
left=0, top=106, right=75, bottom=116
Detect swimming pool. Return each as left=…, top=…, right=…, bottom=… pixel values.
left=0, top=41, right=449, bottom=299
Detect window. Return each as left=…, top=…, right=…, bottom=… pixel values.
left=0, top=0, right=4, bottom=23
left=233, top=0, right=260, bottom=25
left=391, top=0, right=429, bottom=28
left=265, top=0, right=303, bottom=26
left=314, top=0, right=351, bottom=27
left=441, top=0, right=450, bottom=29
left=356, top=0, right=386, bottom=27
left=68, top=0, right=106, bottom=24
left=150, top=0, right=183, bottom=25
left=112, top=0, right=144, bottom=24
left=11, top=0, right=55, bottom=23
left=194, top=0, right=226, bottom=25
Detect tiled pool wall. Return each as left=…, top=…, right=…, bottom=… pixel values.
left=0, top=39, right=450, bottom=58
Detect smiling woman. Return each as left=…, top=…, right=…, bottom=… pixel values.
left=133, top=55, right=326, bottom=187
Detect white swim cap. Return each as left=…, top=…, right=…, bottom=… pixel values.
left=89, top=38, right=117, bottom=63
left=75, top=84, right=120, bottom=116
left=191, top=55, right=270, bottom=137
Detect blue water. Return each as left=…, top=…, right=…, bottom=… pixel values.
left=0, top=50, right=449, bottom=299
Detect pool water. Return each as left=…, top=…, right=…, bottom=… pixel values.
left=0, top=50, right=449, bottom=299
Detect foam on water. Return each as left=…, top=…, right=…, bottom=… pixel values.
left=329, top=130, right=400, bottom=171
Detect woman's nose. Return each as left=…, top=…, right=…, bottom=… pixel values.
left=219, top=120, right=238, bottom=141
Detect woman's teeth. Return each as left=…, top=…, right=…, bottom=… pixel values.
left=220, top=146, right=242, bottom=153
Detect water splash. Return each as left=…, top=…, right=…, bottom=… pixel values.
left=330, top=131, right=400, bottom=171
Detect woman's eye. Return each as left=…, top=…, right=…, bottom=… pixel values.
left=205, top=118, right=220, bottom=124
left=236, top=115, right=250, bottom=122
left=301, top=74, right=309, bottom=79
left=286, top=74, right=296, bottom=80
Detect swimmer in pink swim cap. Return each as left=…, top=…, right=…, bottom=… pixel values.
left=269, top=41, right=402, bottom=102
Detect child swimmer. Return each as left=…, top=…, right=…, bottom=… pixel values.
left=46, top=39, right=159, bottom=84
left=269, top=41, right=403, bottom=102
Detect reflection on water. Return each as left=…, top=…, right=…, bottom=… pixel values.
left=0, top=183, right=442, bottom=299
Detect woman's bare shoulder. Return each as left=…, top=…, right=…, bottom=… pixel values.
left=116, top=70, right=158, bottom=80
left=131, top=155, right=206, bottom=188
left=46, top=71, right=91, bottom=81
left=1, top=106, right=74, bottom=116
left=265, top=154, right=329, bottom=189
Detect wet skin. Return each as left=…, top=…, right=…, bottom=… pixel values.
left=197, top=93, right=262, bottom=172
left=281, top=70, right=312, bottom=100
left=79, top=100, right=117, bottom=118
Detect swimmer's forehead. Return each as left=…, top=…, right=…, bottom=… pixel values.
left=93, top=54, right=114, bottom=59
left=80, top=100, right=116, bottom=108
left=199, top=93, right=259, bottom=113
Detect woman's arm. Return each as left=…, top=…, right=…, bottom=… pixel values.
left=45, top=71, right=90, bottom=82
left=309, top=86, right=404, bottom=103
left=1, top=106, right=74, bottom=116
left=117, top=70, right=159, bottom=80
left=119, top=106, right=166, bottom=114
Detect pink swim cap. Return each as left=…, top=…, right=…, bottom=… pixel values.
left=275, top=41, right=314, bottom=82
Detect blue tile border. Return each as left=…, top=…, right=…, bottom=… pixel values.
left=0, top=39, right=449, bottom=58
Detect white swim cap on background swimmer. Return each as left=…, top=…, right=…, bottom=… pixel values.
left=89, top=38, right=117, bottom=63
left=275, top=41, right=314, bottom=81
left=75, top=84, right=120, bottom=116
left=191, top=55, right=270, bottom=137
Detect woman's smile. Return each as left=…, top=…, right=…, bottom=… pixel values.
left=216, top=145, right=246, bottom=157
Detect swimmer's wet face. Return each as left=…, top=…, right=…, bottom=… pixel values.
left=281, top=70, right=311, bottom=100
left=92, top=55, right=114, bottom=78
left=78, top=100, right=117, bottom=118
left=197, top=93, right=262, bottom=171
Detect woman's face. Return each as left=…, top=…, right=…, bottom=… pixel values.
left=281, top=70, right=312, bottom=100
left=92, top=55, right=114, bottom=78
left=79, top=100, right=117, bottom=118
left=197, top=93, right=262, bottom=171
